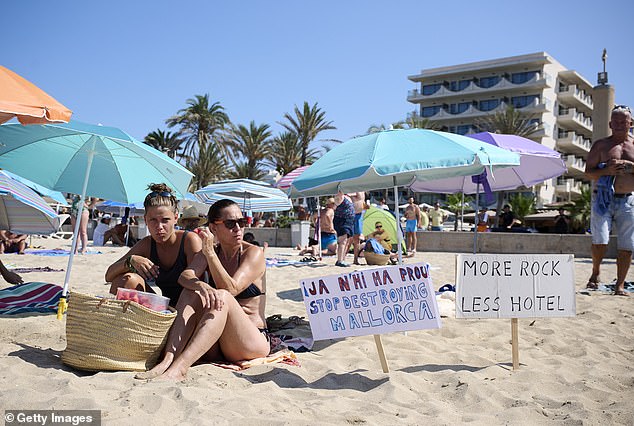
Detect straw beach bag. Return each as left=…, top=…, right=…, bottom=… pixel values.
left=62, top=291, right=176, bottom=372
left=364, top=251, right=391, bottom=266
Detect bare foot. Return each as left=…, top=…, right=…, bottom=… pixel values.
left=614, top=290, right=629, bottom=297
left=134, top=357, right=172, bottom=380
left=157, top=366, right=187, bottom=381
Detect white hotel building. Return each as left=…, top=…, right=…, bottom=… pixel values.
left=406, top=52, right=594, bottom=206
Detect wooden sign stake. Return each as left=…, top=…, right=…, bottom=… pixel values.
left=511, top=318, right=519, bottom=370
left=373, top=334, right=389, bottom=373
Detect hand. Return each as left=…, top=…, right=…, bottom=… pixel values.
left=3, top=270, right=23, bottom=285
left=196, top=281, right=224, bottom=311
left=128, top=255, right=159, bottom=281
left=197, top=227, right=216, bottom=257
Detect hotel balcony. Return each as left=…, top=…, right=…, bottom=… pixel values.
left=557, top=108, right=593, bottom=134
left=557, top=84, right=593, bottom=113
left=411, top=99, right=548, bottom=123
left=562, top=154, right=586, bottom=178
left=407, top=74, right=552, bottom=102
left=556, top=131, right=592, bottom=156
left=555, top=177, right=583, bottom=198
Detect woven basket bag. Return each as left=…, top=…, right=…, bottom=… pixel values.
left=364, top=251, right=391, bottom=266
left=62, top=291, right=176, bottom=372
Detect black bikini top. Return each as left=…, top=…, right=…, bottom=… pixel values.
left=210, top=246, right=264, bottom=299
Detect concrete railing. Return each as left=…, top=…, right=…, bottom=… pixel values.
left=247, top=227, right=619, bottom=258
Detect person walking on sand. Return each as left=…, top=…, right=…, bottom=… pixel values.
left=138, top=199, right=269, bottom=381
left=585, top=105, right=634, bottom=296
left=404, top=197, right=422, bottom=254
left=333, top=191, right=355, bottom=267
left=70, top=195, right=98, bottom=254
left=348, top=191, right=366, bottom=265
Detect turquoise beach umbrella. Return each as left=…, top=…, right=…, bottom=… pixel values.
left=0, top=120, right=194, bottom=318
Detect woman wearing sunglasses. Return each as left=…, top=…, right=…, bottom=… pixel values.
left=105, top=183, right=202, bottom=307
left=140, top=199, right=268, bottom=380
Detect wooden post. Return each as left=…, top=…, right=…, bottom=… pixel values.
left=511, top=318, right=519, bottom=370
left=373, top=334, right=389, bottom=373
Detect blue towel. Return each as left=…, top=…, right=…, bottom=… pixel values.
left=593, top=175, right=614, bottom=215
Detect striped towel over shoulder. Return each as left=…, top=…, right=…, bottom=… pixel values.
left=0, top=282, right=62, bottom=315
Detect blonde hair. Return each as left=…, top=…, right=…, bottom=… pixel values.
left=143, top=183, right=178, bottom=213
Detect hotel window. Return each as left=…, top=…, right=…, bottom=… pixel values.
left=448, top=125, right=474, bottom=135
left=447, top=80, right=470, bottom=92
left=510, top=71, right=538, bottom=84
left=478, top=76, right=500, bottom=88
left=479, top=99, right=500, bottom=111
left=511, top=95, right=539, bottom=108
left=421, top=106, right=441, bottom=117
left=422, top=84, right=441, bottom=95
left=449, top=102, right=470, bottom=114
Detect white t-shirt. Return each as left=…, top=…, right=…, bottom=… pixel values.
left=92, top=222, right=110, bottom=246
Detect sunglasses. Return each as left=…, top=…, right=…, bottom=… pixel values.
left=214, top=218, right=248, bottom=230
left=375, top=225, right=383, bottom=229
left=147, top=191, right=172, bottom=199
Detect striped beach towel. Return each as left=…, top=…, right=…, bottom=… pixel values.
left=0, top=282, right=62, bottom=315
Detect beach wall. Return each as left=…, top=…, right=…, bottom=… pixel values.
left=248, top=227, right=619, bottom=258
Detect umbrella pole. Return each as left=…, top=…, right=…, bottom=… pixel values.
left=315, top=197, right=322, bottom=260
left=394, top=178, right=403, bottom=265
left=57, top=146, right=95, bottom=320
left=473, top=183, right=480, bottom=255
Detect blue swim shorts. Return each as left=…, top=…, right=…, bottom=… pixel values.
left=405, top=219, right=417, bottom=233
left=321, top=232, right=337, bottom=249
left=591, top=193, right=634, bottom=251
left=353, top=213, right=363, bottom=236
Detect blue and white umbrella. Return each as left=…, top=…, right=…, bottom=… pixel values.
left=0, top=171, right=62, bottom=235
left=195, top=179, right=292, bottom=213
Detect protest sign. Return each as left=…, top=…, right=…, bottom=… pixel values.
left=456, top=254, right=575, bottom=319
left=301, top=262, right=441, bottom=340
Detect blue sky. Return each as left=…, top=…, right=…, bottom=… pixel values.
left=3, top=1, right=632, bottom=149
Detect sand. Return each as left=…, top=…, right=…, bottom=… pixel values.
left=0, top=236, right=633, bottom=425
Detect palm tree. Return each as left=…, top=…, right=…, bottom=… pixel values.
left=227, top=161, right=267, bottom=181
left=445, top=193, right=473, bottom=231
left=186, top=139, right=227, bottom=191
left=267, top=131, right=303, bottom=176
left=225, top=121, right=272, bottom=180
left=569, top=187, right=592, bottom=233
left=166, top=94, right=229, bottom=159
left=143, top=129, right=184, bottom=159
left=280, top=102, right=336, bottom=166
left=367, top=116, right=439, bottom=134
left=475, top=105, right=539, bottom=137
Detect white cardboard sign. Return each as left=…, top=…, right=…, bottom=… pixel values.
left=456, top=254, right=576, bottom=319
left=300, top=263, right=442, bottom=340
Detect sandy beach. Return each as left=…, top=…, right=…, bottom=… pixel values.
left=1, top=236, right=633, bottom=425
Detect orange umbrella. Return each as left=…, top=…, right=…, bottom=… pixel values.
left=0, top=65, right=72, bottom=125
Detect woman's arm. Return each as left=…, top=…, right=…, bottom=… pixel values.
left=104, top=237, right=151, bottom=282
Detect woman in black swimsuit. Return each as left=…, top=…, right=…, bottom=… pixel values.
left=141, top=199, right=268, bottom=381
left=105, top=183, right=201, bottom=307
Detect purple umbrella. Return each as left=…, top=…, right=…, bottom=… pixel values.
left=409, top=132, right=567, bottom=253
left=409, top=132, right=567, bottom=194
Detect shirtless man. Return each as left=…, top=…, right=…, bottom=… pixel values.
left=404, top=197, right=422, bottom=253
left=348, top=192, right=366, bottom=265
left=585, top=105, right=634, bottom=296
left=319, top=198, right=337, bottom=255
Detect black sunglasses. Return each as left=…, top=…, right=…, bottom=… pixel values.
left=375, top=225, right=383, bottom=229
left=214, top=218, right=248, bottom=230
left=147, top=191, right=172, bottom=199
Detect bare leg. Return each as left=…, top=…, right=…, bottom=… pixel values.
left=412, top=231, right=417, bottom=254
left=615, top=249, right=632, bottom=296
left=109, top=272, right=146, bottom=295
left=160, top=291, right=269, bottom=380
left=352, top=235, right=361, bottom=264
left=78, top=212, right=89, bottom=254
left=336, top=235, right=348, bottom=264
left=136, top=289, right=205, bottom=379
left=17, top=240, right=26, bottom=254
left=587, top=244, right=607, bottom=288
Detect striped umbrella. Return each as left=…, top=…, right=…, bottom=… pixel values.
left=0, top=171, right=62, bottom=234
left=195, top=179, right=292, bottom=212
left=276, top=166, right=309, bottom=195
